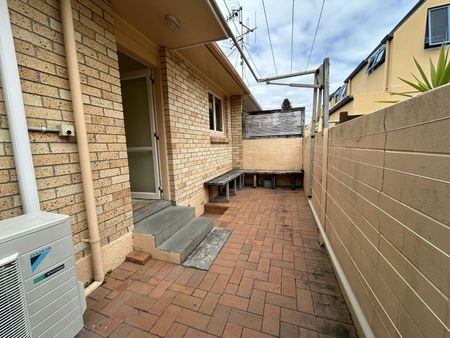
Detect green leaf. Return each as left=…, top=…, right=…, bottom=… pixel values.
left=430, top=58, right=438, bottom=87
left=441, top=58, right=450, bottom=84
left=435, top=44, right=447, bottom=85
left=399, top=77, right=427, bottom=92
left=411, top=74, right=429, bottom=91
left=413, top=57, right=432, bottom=89
left=439, top=47, right=450, bottom=84
left=388, top=91, right=414, bottom=98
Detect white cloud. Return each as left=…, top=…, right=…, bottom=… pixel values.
left=217, top=0, right=416, bottom=120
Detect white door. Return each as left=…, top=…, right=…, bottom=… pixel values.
left=121, top=70, right=161, bottom=199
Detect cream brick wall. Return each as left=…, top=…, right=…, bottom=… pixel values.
left=231, top=95, right=243, bottom=169
left=0, top=0, right=133, bottom=276
left=242, top=137, right=303, bottom=171
left=160, top=48, right=242, bottom=213
left=304, top=84, right=450, bottom=337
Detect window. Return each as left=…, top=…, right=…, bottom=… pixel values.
left=366, top=44, right=386, bottom=74
left=335, top=84, right=347, bottom=102
left=208, top=93, right=223, bottom=132
left=425, top=5, right=450, bottom=47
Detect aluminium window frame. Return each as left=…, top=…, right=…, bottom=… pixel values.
left=208, top=91, right=224, bottom=133
left=335, top=83, right=347, bottom=102
left=366, top=44, right=386, bottom=74
left=426, top=4, right=450, bottom=48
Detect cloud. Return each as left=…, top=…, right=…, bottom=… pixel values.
left=217, top=0, right=416, bottom=120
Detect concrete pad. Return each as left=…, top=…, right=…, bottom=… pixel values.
left=183, top=228, right=232, bottom=270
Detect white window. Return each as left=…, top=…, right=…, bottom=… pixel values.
left=208, top=93, right=223, bottom=132
left=366, top=44, right=386, bottom=74
left=426, top=5, right=450, bottom=47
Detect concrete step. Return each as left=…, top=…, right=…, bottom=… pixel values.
left=133, top=200, right=171, bottom=223
left=152, top=217, right=214, bottom=264
left=133, top=206, right=195, bottom=251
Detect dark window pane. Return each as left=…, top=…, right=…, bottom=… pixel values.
left=367, top=44, right=386, bottom=74
left=429, top=7, right=448, bottom=45
left=208, top=93, right=214, bottom=130
left=215, top=97, right=223, bottom=131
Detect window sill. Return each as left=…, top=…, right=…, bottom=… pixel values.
left=210, top=135, right=229, bottom=144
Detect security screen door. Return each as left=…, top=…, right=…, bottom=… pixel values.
left=121, top=70, right=161, bottom=199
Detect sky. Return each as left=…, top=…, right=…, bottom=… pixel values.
left=216, top=0, right=417, bottom=119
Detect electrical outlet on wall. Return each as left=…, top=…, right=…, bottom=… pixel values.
left=59, top=123, right=75, bottom=137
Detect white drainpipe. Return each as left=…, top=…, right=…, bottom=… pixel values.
left=0, top=0, right=40, bottom=213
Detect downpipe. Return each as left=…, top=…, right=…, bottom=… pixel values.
left=60, top=0, right=104, bottom=296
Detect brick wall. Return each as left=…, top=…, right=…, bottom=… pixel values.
left=304, top=85, right=450, bottom=337
left=0, top=0, right=133, bottom=265
left=160, top=48, right=242, bottom=211
left=231, top=95, right=242, bottom=168
left=242, top=137, right=303, bottom=171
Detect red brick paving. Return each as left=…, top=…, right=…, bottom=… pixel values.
left=78, top=188, right=357, bottom=337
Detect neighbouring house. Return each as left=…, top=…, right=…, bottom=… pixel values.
left=0, top=0, right=260, bottom=290
left=329, top=0, right=450, bottom=124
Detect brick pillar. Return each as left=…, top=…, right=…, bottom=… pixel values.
left=159, top=47, right=177, bottom=201
left=230, top=95, right=243, bottom=169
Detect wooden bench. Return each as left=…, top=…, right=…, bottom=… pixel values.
left=243, top=170, right=303, bottom=190
left=205, top=169, right=244, bottom=202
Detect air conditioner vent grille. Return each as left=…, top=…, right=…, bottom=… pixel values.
left=0, top=257, right=31, bottom=338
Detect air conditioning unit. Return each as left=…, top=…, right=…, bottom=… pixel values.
left=0, top=211, right=86, bottom=337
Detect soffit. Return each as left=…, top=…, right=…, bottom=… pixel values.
left=111, top=0, right=228, bottom=50
left=178, top=44, right=249, bottom=96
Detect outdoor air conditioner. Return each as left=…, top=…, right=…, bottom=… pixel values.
left=0, top=211, right=86, bottom=337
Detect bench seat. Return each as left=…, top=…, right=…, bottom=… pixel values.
left=205, top=169, right=244, bottom=202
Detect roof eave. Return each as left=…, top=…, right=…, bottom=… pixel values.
left=330, top=95, right=354, bottom=114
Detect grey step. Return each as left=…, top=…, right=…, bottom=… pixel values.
left=158, top=217, right=214, bottom=263
left=133, top=200, right=172, bottom=223
left=134, top=206, right=195, bottom=246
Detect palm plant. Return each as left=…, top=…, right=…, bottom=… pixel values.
left=379, top=45, right=450, bottom=103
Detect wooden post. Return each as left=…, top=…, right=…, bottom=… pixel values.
left=226, top=182, right=230, bottom=201
left=253, top=174, right=257, bottom=188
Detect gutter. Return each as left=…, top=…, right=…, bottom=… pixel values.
left=0, top=0, right=40, bottom=213
left=60, top=0, right=104, bottom=296
left=206, top=43, right=250, bottom=95
left=329, top=95, right=354, bottom=114
left=308, top=199, right=375, bottom=338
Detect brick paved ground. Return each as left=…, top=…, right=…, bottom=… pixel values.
left=78, top=188, right=357, bottom=337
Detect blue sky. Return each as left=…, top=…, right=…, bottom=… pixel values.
left=217, top=0, right=417, bottom=119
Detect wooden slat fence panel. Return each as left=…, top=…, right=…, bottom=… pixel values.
left=243, top=108, right=305, bottom=139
